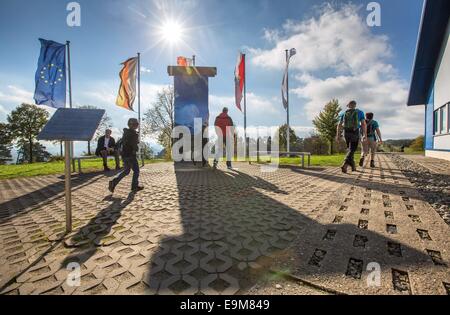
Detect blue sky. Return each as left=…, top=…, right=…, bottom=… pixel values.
left=0, top=0, right=424, bottom=155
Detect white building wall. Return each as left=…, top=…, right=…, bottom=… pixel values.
left=433, top=18, right=450, bottom=155
left=426, top=150, right=450, bottom=161
left=434, top=19, right=450, bottom=110
left=434, top=135, right=450, bottom=150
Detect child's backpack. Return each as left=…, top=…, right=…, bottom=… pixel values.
left=367, top=120, right=376, bottom=138
left=343, top=109, right=359, bottom=131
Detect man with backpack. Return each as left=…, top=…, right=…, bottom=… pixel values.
left=108, top=118, right=144, bottom=193
left=360, top=112, right=382, bottom=168
left=336, top=100, right=367, bottom=173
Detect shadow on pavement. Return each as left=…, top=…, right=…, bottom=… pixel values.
left=61, top=191, right=136, bottom=267
left=143, top=162, right=435, bottom=295
left=0, top=171, right=115, bottom=224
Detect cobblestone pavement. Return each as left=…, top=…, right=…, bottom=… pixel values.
left=0, top=155, right=449, bottom=295
left=391, top=154, right=450, bottom=226
left=399, top=154, right=450, bottom=176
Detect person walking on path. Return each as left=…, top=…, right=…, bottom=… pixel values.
left=109, top=118, right=144, bottom=193
left=336, top=101, right=367, bottom=173
left=360, top=112, right=382, bottom=168
left=213, top=107, right=235, bottom=170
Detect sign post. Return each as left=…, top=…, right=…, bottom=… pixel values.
left=38, top=108, right=105, bottom=233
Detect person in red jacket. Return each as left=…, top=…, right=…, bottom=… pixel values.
left=214, top=107, right=235, bottom=169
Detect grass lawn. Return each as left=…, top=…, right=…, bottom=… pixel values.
left=0, top=158, right=166, bottom=180
left=1, top=154, right=371, bottom=180
left=253, top=153, right=361, bottom=167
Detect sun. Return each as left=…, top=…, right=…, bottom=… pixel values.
left=158, top=19, right=184, bottom=45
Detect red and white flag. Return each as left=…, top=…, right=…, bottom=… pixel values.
left=234, top=52, right=245, bottom=112
left=177, top=56, right=193, bottom=67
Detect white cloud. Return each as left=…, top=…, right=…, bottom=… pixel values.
left=209, top=94, right=314, bottom=139
left=0, top=104, right=7, bottom=115
left=79, top=81, right=170, bottom=137
left=141, top=66, right=153, bottom=74
left=262, top=28, right=281, bottom=43
left=209, top=92, right=289, bottom=129
left=293, top=71, right=423, bottom=139
left=80, top=81, right=168, bottom=111
left=140, top=83, right=169, bottom=108
left=0, top=85, right=34, bottom=105
left=250, top=4, right=392, bottom=74
left=0, top=85, right=38, bottom=121
left=82, top=89, right=116, bottom=106
left=210, top=93, right=279, bottom=115
left=248, top=4, right=422, bottom=139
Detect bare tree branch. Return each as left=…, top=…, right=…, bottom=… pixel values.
left=142, top=86, right=175, bottom=153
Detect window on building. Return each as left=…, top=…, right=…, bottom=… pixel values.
left=434, top=109, right=439, bottom=134
left=447, top=103, right=450, bottom=133
left=442, top=105, right=448, bottom=133
left=434, top=103, right=450, bottom=135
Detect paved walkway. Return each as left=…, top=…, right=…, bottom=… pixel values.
left=0, top=155, right=449, bottom=295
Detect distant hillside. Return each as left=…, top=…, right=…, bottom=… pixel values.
left=156, top=149, right=167, bottom=159
left=379, top=137, right=424, bottom=153
left=384, top=139, right=414, bottom=147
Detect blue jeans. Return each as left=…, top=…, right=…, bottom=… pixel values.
left=112, top=156, right=140, bottom=189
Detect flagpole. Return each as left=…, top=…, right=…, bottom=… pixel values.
left=66, top=41, right=76, bottom=172
left=137, top=52, right=143, bottom=166
left=67, top=41, right=73, bottom=108
left=285, top=49, right=290, bottom=153
left=243, top=53, right=247, bottom=159
left=65, top=40, right=73, bottom=233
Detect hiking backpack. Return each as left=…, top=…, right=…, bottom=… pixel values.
left=343, top=109, right=359, bottom=131
left=367, top=120, right=376, bottom=138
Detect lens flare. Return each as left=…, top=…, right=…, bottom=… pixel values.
left=158, top=19, right=184, bottom=45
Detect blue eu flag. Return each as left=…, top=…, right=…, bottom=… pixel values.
left=34, top=39, right=66, bottom=108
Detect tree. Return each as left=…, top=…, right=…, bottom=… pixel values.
left=78, top=105, right=113, bottom=155
left=278, top=124, right=301, bottom=152
left=142, top=86, right=175, bottom=156
left=140, top=142, right=154, bottom=159
left=8, top=103, right=49, bottom=164
left=0, top=122, right=12, bottom=164
left=17, top=140, right=51, bottom=163
left=409, top=136, right=424, bottom=152
left=335, top=137, right=348, bottom=154
left=303, top=133, right=329, bottom=155
left=313, top=99, right=342, bottom=155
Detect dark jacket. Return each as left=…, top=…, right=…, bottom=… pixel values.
left=95, top=136, right=116, bottom=156
left=121, top=128, right=139, bottom=158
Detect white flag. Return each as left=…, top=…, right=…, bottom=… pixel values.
left=281, top=64, right=289, bottom=110
left=289, top=48, right=297, bottom=58
left=281, top=48, right=296, bottom=110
